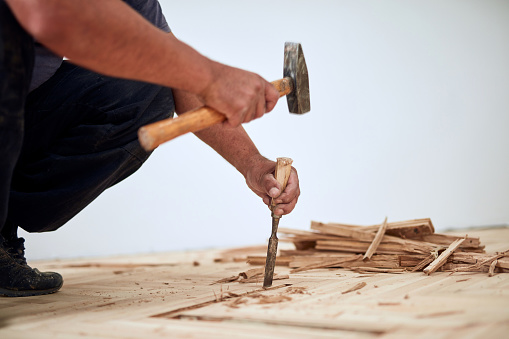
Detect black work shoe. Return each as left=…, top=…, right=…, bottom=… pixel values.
left=0, top=237, right=63, bottom=297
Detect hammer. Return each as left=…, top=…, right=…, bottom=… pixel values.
left=137, top=42, right=310, bottom=151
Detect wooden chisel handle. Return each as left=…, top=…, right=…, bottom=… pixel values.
left=271, top=157, right=293, bottom=216
left=137, top=78, right=294, bottom=151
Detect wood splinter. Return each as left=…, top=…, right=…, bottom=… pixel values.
left=423, top=238, right=466, bottom=275
left=363, top=217, right=388, bottom=260
left=342, top=281, right=367, bottom=294
left=489, top=260, right=498, bottom=277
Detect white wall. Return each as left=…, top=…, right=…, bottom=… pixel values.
left=22, top=0, right=509, bottom=260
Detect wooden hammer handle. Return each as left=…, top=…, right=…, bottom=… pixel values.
left=272, top=77, right=294, bottom=98
left=138, top=78, right=294, bottom=151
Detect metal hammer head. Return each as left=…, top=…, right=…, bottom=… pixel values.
left=284, top=42, right=310, bottom=114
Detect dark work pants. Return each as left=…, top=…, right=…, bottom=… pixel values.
left=0, top=3, right=174, bottom=234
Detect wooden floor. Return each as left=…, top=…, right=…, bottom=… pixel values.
left=1, top=227, right=508, bottom=339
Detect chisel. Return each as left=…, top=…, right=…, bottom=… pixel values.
left=263, top=157, right=293, bottom=288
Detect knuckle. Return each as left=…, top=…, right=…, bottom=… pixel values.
left=255, top=82, right=263, bottom=92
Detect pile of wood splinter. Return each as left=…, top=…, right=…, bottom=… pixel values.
left=246, top=219, right=509, bottom=276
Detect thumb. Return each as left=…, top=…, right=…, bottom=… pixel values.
left=268, top=186, right=280, bottom=199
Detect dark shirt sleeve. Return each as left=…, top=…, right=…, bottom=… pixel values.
left=123, top=0, right=171, bottom=33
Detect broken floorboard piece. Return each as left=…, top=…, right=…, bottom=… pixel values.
left=311, top=218, right=435, bottom=239
left=409, top=254, right=435, bottom=272
left=363, top=218, right=435, bottom=237
left=363, top=217, right=388, bottom=260
left=246, top=255, right=291, bottom=266
left=289, top=255, right=362, bottom=274
left=213, top=245, right=267, bottom=263
left=420, top=233, right=481, bottom=249
left=315, top=237, right=437, bottom=255
left=449, top=250, right=509, bottom=273
left=351, top=267, right=405, bottom=274
left=423, top=238, right=466, bottom=275
left=310, top=221, right=378, bottom=241
left=288, top=253, right=401, bottom=269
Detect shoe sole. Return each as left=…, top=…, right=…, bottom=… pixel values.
left=0, top=282, right=63, bottom=297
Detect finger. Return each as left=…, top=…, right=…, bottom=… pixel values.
left=273, top=196, right=299, bottom=216
left=262, top=195, right=271, bottom=206
left=262, top=172, right=281, bottom=199
left=254, top=90, right=266, bottom=120
left=244, top=101, right=259, bottom=124
left=265, top=82, right=280, bottom=113
left=273, top=168, right=299, bottom=203
left=223, top=106, right=245, bottom=128
left=274, top=185, right=300, bottom=205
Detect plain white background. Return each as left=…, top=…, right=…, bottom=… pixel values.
left=21, top=0, right=509, bottom=260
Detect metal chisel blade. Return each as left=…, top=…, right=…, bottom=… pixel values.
left=263, top=215, right=280, bottom=288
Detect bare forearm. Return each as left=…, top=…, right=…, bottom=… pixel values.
left=5, top=0, right=214, bottom=96
left=195, top=125, right=266, bottom=177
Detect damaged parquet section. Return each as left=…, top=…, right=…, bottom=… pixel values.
left=0, top=227, right=508, bottom=338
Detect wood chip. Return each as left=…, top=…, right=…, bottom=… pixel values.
left=225, top=297, right=248, bottom=308
left=239, top=267, right=264, bottom=279
left=239, top=274, right=289, bottom=284
left=256, top=295, right=292, bottom=304
left=210, top=275, right=239, bottom=285
left=286, top=287, right=309, bottom=295
left=410, top=253, right=435, bottom=272
left=489, top=259, right=498, bottom=277
left=416, top=310, right=463, bottom=318
left=352, top=267, right=405, bottom=274
left=342, top=282, right=367, bottom=294
left=378, top=302, right=401, bottom=306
